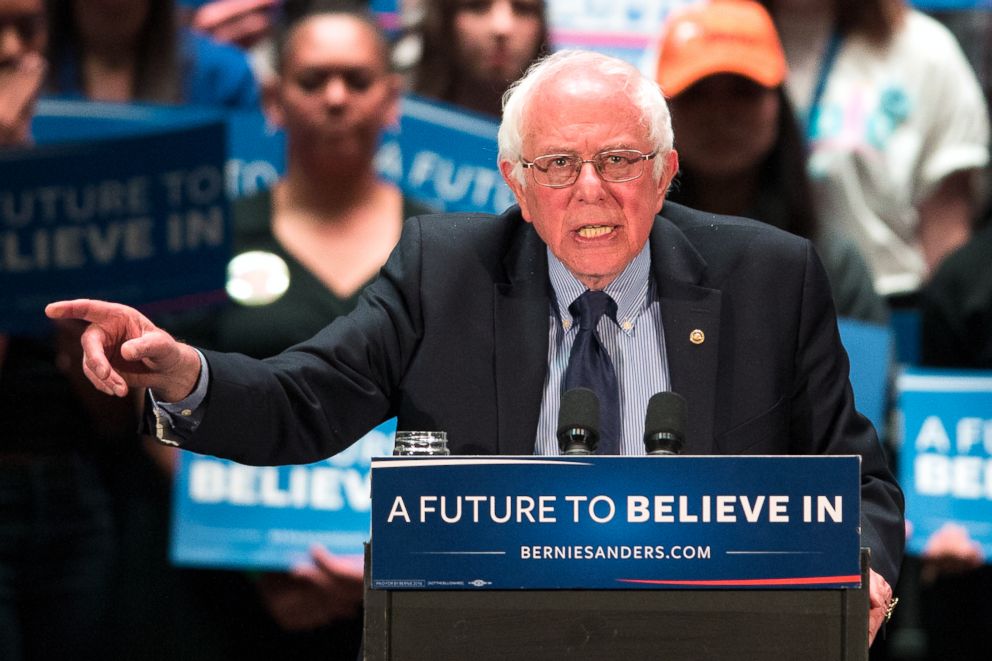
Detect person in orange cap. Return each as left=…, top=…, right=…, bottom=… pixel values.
left=657, top=0, right=886, bottom=326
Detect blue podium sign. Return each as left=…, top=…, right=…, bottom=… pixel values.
left=171, top=419, right=396, bottom=570
left=370, top=455, right=861, bottom=590
left=897, top=368, right=992, bottom=558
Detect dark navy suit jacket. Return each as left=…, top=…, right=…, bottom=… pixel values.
left=177, top=202, right=905, bottom=585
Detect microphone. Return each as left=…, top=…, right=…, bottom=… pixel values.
left=557, top=387, right=600, bottom=455
left=643, top=391, right=687, bottom=455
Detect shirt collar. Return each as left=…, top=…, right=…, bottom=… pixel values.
left=547, top=242, right=653, bottom=334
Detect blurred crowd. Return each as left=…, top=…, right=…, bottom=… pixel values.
left=2, top=0, right=992, bottom=659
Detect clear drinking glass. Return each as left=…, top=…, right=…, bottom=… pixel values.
left=392, top=431, right=450, bottom=456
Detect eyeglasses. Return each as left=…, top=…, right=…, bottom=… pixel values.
left=520, top=149, right=657, bottom=188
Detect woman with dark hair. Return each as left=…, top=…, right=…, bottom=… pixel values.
left=758, top=0, right=988, bottom=299
left=659, top=0, right=886, bottom=324
left=2, top=4, right=137, bottom=659
left=106, top=4, right=431, bottom=659
left=413, top=0, right=548, bottom=117
left=44, top=0, right=258, bottom=108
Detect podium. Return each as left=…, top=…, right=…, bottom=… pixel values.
left=364, top=456, right=868, bottom=660
left=364, top=548, right=868, bottom=660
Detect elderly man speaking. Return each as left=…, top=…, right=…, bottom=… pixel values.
left=47, top=50, right=904, bottom=645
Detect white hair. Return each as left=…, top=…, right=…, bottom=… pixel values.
left=497, top=49, right=674, bottom=187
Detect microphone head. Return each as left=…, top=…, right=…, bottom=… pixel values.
left=557, top=387, right=600, bottom=453
left=644, top=391, right=687, bottom=455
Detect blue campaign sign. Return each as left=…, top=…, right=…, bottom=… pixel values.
left=890, top=308, right=921, bottom=366
left=370, top=455, right=862, bottom=590
left=376, top=95, right=516, bottom=215
left=171, top=419, right=396, bottom=570
left=838, top=317, right=894, bottom=437
left=31, top=98, right=225, bottom=143
left=897, top=368, right=992, bottom=559
left=34, top=99, right=285, bottom=201
left=911, top=1, right=992, bottom=8
left=3, top=100, right=230, bottom=334
left=370, top=0, right=400, bottom=32
left=36, top=100, right=286, bottom=201
left=224, top=109, right=284, bottom=199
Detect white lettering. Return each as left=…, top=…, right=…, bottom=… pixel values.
left=387, top=496, right=410, bottom=523
left=916, top=416, right=951, bottom=452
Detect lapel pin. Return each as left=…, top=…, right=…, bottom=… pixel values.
left=689, top=329, right=705, bottom=345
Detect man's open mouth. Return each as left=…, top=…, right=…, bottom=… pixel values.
left=576, top=225, right=615, bottom=238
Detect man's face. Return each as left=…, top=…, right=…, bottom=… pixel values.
left=0, top=0, right=46, bottom=67
left=268, top=15, right=399, bottom=161
left=453, top=0, right=543, bottom=87
left=501, top=73, right=678, bottom=290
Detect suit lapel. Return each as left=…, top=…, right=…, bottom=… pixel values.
left=650, top=214, right=721, bottom=454
left=495, top=219, right=550, bottom=455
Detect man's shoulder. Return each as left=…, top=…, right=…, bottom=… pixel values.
left=404, top=206, right=530, bottom=252
left=660, top=201, right=807, bottom=251
left=399, top=206, right=543, bottom=286
left=406, top=206, right=519, bottom=229
left=655, top=201, right=813, bottom=290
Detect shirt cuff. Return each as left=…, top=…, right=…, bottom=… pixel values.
left=148, top=349, right=209, bottom=447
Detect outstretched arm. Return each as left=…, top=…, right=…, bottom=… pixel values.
left=45, top=299, right=202, bottom=403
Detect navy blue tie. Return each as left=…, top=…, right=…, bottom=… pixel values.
left=563, top=290, right=620, bottom=454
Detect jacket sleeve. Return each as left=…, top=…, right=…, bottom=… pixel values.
left=176, top=216, right=428, bottom=466
left=792, top=241, right=905, bottom=586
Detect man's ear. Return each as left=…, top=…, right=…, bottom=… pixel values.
left=499, top=159, right=531, bottom=221
left=656, top=149, right=680, bottom=209
left=261, top=78, right=285, bottom=129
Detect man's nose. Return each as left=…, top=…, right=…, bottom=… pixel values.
left=323, top=76, right=349, bottom=107
left=488, top=1, right=515, bottom=35
left=573, top=161, right=607, bottom=201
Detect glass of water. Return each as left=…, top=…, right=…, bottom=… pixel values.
left=392, top=431, right=450, bottom=456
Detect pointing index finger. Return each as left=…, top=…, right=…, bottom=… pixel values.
left=45, top=299, right=135, bottom=325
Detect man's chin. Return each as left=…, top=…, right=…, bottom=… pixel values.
left=564, top=260, right=625, bottom=291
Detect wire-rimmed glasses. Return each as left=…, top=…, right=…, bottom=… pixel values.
left=520, top=149, right=657, bottom=188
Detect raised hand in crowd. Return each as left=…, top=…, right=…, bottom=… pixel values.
left=256, top=545, right=364, bottom=631
left=192, top=0, right=279, bottom=49
left=920, top=522, right=985, bottom=583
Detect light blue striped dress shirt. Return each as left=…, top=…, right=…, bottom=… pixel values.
left=533, top=244, right=671, bottom=455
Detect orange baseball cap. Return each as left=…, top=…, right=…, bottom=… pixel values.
left=656, top=0, right=787, bottom=97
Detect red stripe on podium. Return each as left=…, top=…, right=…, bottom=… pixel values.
left=616, top=575, right=862, bottom=586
